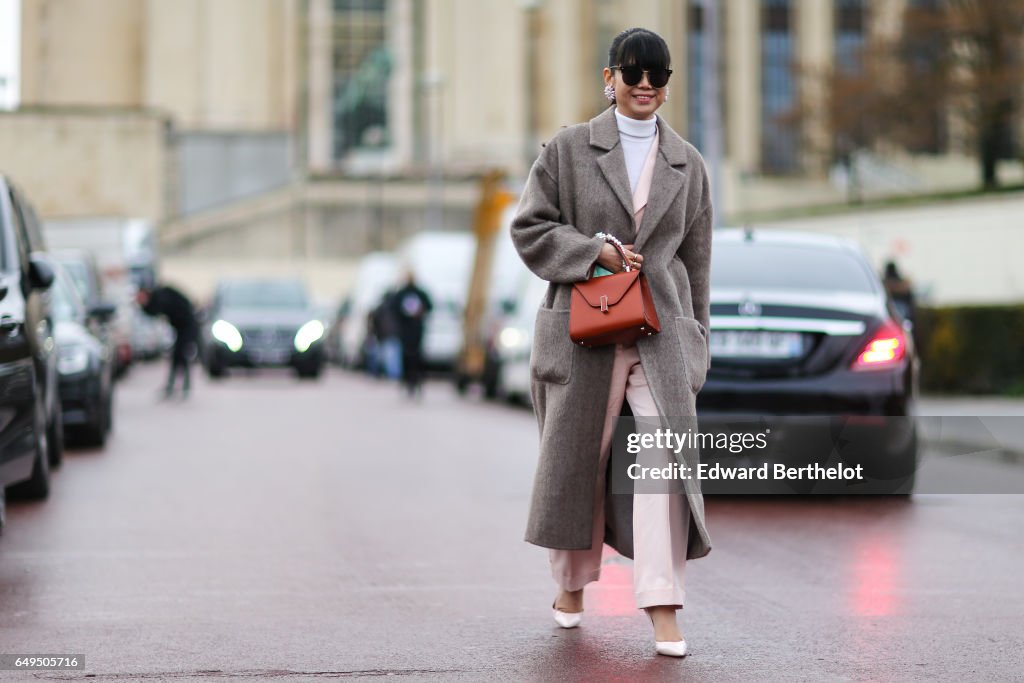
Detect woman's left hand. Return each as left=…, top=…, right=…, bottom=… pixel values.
left=622, top=244, right=643, bottom=271
left=597, top=243, right=643, bottom=272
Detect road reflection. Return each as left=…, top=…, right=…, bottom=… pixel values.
left=849, top=535, right=902, bottom=617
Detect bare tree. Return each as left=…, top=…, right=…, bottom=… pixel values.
left=895, top=0, right=1024, bottom=188
left=788, top=0, right=1024, bottom=192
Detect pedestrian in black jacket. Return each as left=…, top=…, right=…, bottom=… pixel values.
left=137, top=284, right=199, bottom=398
left=371, top=288, right=402, bottom=379
left=390, top=272, right=433, bottom=397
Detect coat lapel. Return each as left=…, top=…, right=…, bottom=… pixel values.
left=596, top=150, right=635, bottom=226
left=589, top=106, right=690, bottom=253
left=590, top=108, right=635, bottom=226
left=634, top=118, right=689, bottom=253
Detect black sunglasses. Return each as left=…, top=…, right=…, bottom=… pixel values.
left=611, top=65, right=672, bottom=88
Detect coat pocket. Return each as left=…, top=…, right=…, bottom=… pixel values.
left=531, top=308, right=575, bottom=384
left=675, top=317, right=709, bottom=394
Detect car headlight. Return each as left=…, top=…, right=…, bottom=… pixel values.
left=294, top=320, right=325, bottom=353
left=211, top=320, right=243, bottom=352
left=58, top=345, right=90, bottom=375
left=498, top=326, right=529, bottom=351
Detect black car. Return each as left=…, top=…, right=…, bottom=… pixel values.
left=201, top=278, right=326, bottom=379
left=51, top=263, right=116, bottom=447
left=0, top=177, right=62, bottom=524
left=697, top=228, right=919, bottom=492
left=50, top=249, right=132, bottom=376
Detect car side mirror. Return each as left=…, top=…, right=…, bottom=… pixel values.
left=89, top=301, right=118, bottom=323
left=28, top=255, right=55, bottom=290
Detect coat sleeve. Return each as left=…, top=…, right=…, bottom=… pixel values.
left=141, top=288, right=164, bottom=318
left=678, top=171, right=714, bottom=351
left=419, top=288, right=433, bottom=315
left=510, top=140, right=606, bottom=284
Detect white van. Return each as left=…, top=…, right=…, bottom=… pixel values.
left=336, top=252, right=400, bottom=367
left=396, top=231, right=475, bottom=371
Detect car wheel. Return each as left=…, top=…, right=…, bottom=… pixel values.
left=9, top=393, right=51, bottom=500
left=48, top=400, right=65, bottom=468
left=78, top=392, right=108, bottom=448
left=104, top=389, right=114, bottom=434
left=296, top=364, right=323, bottom=380
left=483, top=359, right=502, bottom=400
left=208, top=363, right=227, bottom=379
left=78, top=424, right=106, bottom=448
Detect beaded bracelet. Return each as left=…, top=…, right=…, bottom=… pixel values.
left=594, top=232, right=631, bottom=272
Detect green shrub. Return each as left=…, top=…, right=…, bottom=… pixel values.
left=914, top=305, right=1024, bottom=395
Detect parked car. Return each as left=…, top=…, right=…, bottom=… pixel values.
left=201, top=278, right=327, bottom=379
left=129, top=306, right=173, bottom=361
left=50, top=263, right=116, bottom=447
left=44, top=219, right=160, bottom=374
left=49, top=249, right=134, bottom=376
left=698, top=228, right=920, bottom=492
left=492, top=270, right=550, bottom=405
left=49, top=249, right=130, bottom=353
left=0, top=176, right=63, bottom=519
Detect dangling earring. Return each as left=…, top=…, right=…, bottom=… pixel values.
left=603, top=84, right=615, bottom=102
left=664, top=87, right=670, bottom=102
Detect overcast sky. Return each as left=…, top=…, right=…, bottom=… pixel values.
left=0, top=0, right=20, bottom=109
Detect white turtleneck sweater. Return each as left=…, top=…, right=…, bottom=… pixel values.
left=615, top=108, right=658, bottom=194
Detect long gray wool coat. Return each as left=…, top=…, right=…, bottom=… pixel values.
left=510, top=105, right=714, bottom=561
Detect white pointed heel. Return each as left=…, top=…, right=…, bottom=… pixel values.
left=645, top=607, right=688, bottom=657
left=655, top=639, right=688, bottom=657
left=552, top=600, right=583, bottom=628
left=553, top=609, right=582, bottom=629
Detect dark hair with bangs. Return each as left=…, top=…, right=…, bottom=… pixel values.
left=607, top=28, right=671, bottom=70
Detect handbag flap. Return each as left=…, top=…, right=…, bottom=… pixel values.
left=573, top=270, right=641, bottom=308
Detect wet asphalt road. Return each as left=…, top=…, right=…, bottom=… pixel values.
left=1, top=363, right=1023, bottom=682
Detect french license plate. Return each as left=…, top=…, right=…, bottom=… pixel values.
left=252, top=349, right=289, bottom=364
left=710, top=330, right=803, bottom=359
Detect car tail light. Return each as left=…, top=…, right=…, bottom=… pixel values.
left=851, top=320, right=906, bottom=371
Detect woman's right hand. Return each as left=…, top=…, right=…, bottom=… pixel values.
left=596, top=243, right=643, bottom=273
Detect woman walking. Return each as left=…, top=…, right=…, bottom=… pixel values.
left=511, top=27, right=714, bottom=657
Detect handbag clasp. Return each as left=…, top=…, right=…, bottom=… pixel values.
left=600, top=295, right=609, bottom=312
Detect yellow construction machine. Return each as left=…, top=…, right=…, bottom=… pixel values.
left=454, top=170, right=518, bottom=396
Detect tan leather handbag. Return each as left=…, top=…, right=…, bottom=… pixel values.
left=569, top=240, right=661, bottom=347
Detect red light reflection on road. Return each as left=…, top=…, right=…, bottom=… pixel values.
left=849, top=538, right=901, bottom=617
left=589, top=547, right=637, bottom=616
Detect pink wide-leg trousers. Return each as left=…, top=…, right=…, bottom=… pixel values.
left=549, top=342, right=690, bottom=609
